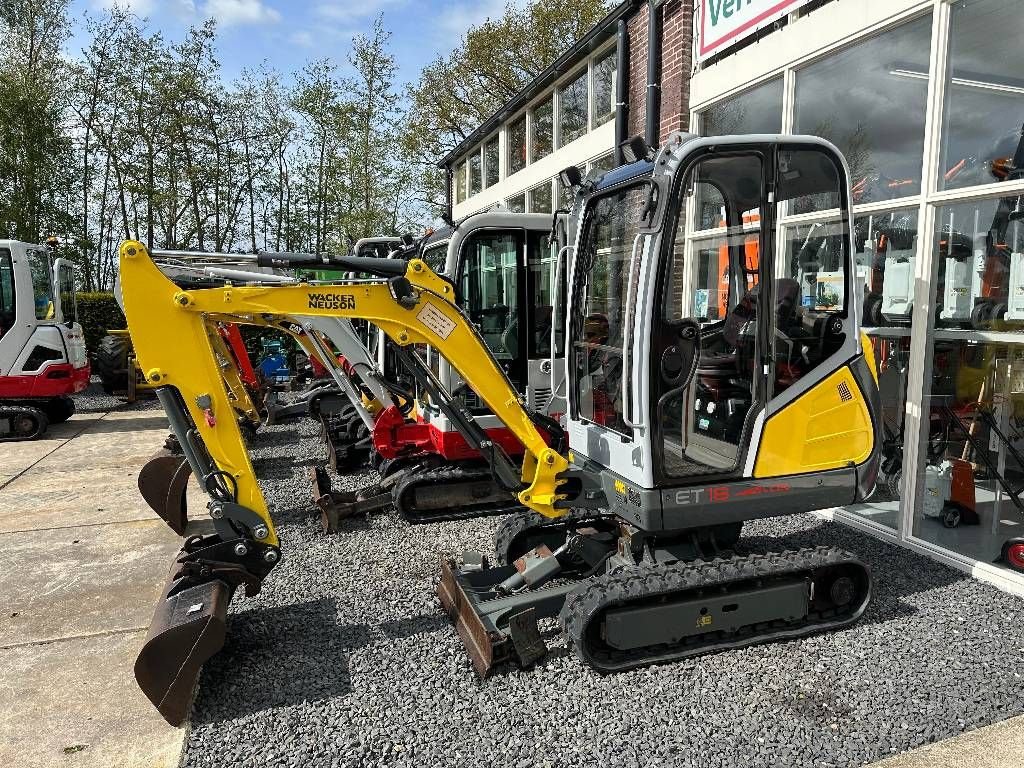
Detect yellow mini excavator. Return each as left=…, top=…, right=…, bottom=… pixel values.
left=120, top=133, right=881, bottom=725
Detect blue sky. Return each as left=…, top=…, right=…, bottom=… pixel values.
left=66, top=0, right=518, bottom=87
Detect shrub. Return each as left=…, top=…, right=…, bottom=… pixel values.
left=77, top=292, right=126, bottom=353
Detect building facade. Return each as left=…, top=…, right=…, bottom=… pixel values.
left=689, top=0, right=1024, bottom=593
left=442, top=0, right=695, bottom=220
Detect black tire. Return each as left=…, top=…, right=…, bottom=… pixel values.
left=41, top=396, right=75, bottom=424
left=95, top=334, right=131, bottom=394
left=942, top=504, right=962, bottom=529
left=863, top=293, right=883, bottom=327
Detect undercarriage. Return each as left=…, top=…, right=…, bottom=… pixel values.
left=439, top=512, right=871, bottom=676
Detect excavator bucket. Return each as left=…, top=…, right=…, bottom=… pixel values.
left=134, top=564, right=231, bottom=726
left=138, top=450, right=192, bottom=535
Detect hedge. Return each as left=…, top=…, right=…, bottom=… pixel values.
left=78, top=292, right=126, bottom=353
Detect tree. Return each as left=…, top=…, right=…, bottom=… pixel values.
left=0, top=0, right=76, bottom=243
left=404, top=0, right=611, bottom=217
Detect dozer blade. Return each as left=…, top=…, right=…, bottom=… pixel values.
left=138, top=450, right=192, bottom=535
left=309, top=465, right=389, bottom=533
left=135, top=568, right=231, bottom=726
left=438, top=559, right=497, bottom=677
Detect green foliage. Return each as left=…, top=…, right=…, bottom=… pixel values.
left=403, top=0, right=612, bottom=215
left=77, top=291, right=126, bottom=353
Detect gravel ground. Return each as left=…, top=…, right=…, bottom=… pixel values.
left=72, top=377, right=161, bottom=414
left=180, top=415, right=1024, bottom=768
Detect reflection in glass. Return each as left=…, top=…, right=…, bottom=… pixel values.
left=701, top=78, right=783, bottom=136
left=508, top=116, right=527, bottom=175
left=914, top=339, right=1024, bottom=573
left=854, top=209, right=919, bottom=328
left=469, top=152, right=482, bottom=196
left=795, top=13, right=932, bottom=204
left=507, top=193, right=526, bottom=213
left=589, top=153, right=616, bottom=174
left=484, top=136, right=499, bottom=188
left=940, top=0, right=1024, bottom=192
left=529, top=181, right=552, bottom=214
left=455, top=161, right=467, bottom=203
left=932, top=200, right=1024, bottom=331
left=572, top=184, right=651, bottom=435
left=531, top=99, right=554, bottom=161
left=559, top=69, right=588, bottom=146
left=591, top=48, right=616, bottom=129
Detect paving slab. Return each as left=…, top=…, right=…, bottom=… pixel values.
left=77, top=414, right=171, bottom=434
left=0, top=519, right=182, bottom=647
left=0, top=438, right=62, bottom=474
left=0, top=629, right=184, bottom=768
left=871, top=714, right=1024, bottom=767
left=29, top=428, right=171, bottom=471
left=0, top=464, right=202, bottom=532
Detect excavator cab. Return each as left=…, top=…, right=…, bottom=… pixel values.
left=565, top=135, right=879, bottom=514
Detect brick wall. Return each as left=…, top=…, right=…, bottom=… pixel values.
left=626, top=0, right=694, bottom=146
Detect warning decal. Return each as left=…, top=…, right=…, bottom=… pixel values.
left=416, top=301, right=457, bottom=340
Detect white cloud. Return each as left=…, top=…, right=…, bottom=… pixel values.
left=314, top=0, right=400, bottom=24
left=94, top=0, right=156, bottom=15
left=288, top=30, right=314, bottom=47
left=202, top=0, right=281, bottom=27
left=436, top=0, right=527, bottom=38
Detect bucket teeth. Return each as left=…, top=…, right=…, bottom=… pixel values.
left=138, top=450, right=192, bottom=535
left=134, top=569, right=231, bottom=726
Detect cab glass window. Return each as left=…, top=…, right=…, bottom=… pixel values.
left=29, top=249, right=54, bottom=320
left=572, top=184, right=651, bottom=434
left=0, top=249, right=14, bottom=338
left=460, top=233, right=519, bottom=363
left=58, top=263, right=77, bottom=325
left=527, top=231, right=555, bottom=358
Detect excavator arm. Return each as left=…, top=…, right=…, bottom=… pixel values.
left=121, top=239, right=569, bottom=532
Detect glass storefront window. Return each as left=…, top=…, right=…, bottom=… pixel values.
left=591, top=48, right=616, bottom=129
left=855, top=209, right=920, bottom=328
left=484, top=136, right=499, bottom=188
left=559, top=69, right=588, bottom=147
left=931, top=198, right=1024, bottom=332
left=531, top=98, right=553, bottom=162
left=508, top=115, right=527, bottom=175
left=469, top=151, right=482, bottom=196
left=454, top=161, right=467, bottom=203
left=529, top=181, right=552, bottom=214
left=507, top=193, right=526, bottom=213
left=939, top=0, right=1024, bottom=192
left=913, top=337, right=1024, bottom=572
left=794, top=14, right=932, bottom=206
left=701, top=78, right=783, bottom=137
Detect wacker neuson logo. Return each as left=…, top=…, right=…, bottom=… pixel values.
left=307, top=292, right=356, bottom=311
left=699, top=0, right=810, bottom=61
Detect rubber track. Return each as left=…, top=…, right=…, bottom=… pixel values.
left=560, top=546, right=868, bottom=673
left=393, top=466, right=523, bottom=523
left=0, top=405, right=48, bottom=442
left=493, top=508, right=605, bottom=565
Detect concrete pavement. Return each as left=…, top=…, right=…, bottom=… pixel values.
left=0, top=404, right=205, bottom=768
left=870, top=714, right=1024, bottom=767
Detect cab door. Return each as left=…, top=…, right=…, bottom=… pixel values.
left=648, top=150, right=773, bottom=484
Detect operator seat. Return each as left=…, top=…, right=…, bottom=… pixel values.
left=697, top=278, right=800, bottom=378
